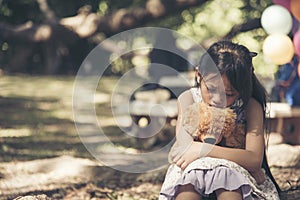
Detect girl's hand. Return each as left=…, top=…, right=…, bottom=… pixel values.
left=250, top=169, right=266, bottom=184
left=173, top=142, right=208, bottom=170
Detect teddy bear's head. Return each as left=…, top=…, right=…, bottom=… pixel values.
left=183, top=102, right=237, bottom=144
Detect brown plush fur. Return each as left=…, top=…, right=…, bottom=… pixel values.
left=183, top=102, right=245, bottom=148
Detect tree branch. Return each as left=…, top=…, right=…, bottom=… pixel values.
left=0, top=0, right=207, bottom=42
left=223, top=18, right=261, bottom=40
left=0, top=21, right=78, bottom=43
left=96, top=0, right=206, bottom=36
left=36, top=0, right=58, bottom=23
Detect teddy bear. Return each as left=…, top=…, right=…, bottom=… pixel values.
left=182, top=102, right=245, bottom=149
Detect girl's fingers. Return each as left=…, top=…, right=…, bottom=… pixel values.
left=180, top=161, right=188, bottom=170
left=175, top=158, right=184, bottom=167
left=173, top=155, right=181, bottom=163
left=174, top=157, right=189, bottom=170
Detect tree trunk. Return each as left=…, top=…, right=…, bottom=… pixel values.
left=8, top=43, right=34, bottom=73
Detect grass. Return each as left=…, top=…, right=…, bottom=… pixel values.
left=0, top=74, right=171, bottom=199
left=0, top=75, right=123, bottom=162
left=0, top=74, right=172, bottom=162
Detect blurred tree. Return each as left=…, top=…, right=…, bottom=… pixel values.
left=0, top=0, right=272, bottom=74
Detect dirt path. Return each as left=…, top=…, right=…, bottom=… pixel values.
left=1, top=133, right=300, bottom=200
left=0, top=155, right=167, bottom=200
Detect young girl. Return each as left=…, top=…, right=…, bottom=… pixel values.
left=159, top=41, right=280, bottom=200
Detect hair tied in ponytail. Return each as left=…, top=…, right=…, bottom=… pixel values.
left=249, top=52, right=258, bottom=57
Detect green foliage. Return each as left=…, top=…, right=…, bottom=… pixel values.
left=98, top=1, right=109, bottom=16
left=177, top=0, right=243, bottom=42
left=174, top=0, right=275, bottom=78
left=233, top=28, right=277, bottom=77
left=177, top=0, right=272, bottom=42
left=243, top=0, right=273, bottom=18
left=100, top=0, right=144, bottom=11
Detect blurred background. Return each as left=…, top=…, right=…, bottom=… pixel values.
left=1, top=0, right=300, bottom=199
left=0, top=0, right=286, bottom=76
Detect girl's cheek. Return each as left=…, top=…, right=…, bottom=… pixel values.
left=202, top=94, right=211, bottom=104
left=226, top=97, right=237, bottom=106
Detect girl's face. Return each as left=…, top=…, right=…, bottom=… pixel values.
left=196, top=72, right=239, bottom=107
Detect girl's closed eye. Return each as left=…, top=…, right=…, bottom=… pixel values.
left=226, top=92, right=237, bottom=97
left=208, top=87, right=217, bottom=93
left=225, top=88, right=238, bottom=97
left=206, top=85, right=218, bottom=93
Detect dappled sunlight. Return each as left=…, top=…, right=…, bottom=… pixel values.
left=0, top=76, right=75, bottom=126
left=51, top=109, right=74, bottom=122
left=98, top=116, right=132, bottom=127
left=0, top=75, right=74, bottom=107
left=0, top=155, right=101, bottom=195
left=179, top=0, right=244, bottom=40
left=0, top=76, right=74, bottom=99
left=0, top=154, right=164, bottom=199
left=96, top=143, right=140, bottom=155
left=94, top=93, right=111, bottom=104
left=0, top=75, right=93, bottom=163
left=34, top=25, right=52, bottom=41
left=0, top=128, right=32, bottom=138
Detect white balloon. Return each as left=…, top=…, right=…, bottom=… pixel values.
left=261, top=5, right=293, bottom=34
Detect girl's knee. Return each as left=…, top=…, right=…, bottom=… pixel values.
left=215, top=188, right=242, bottom=200
left=175, top=184, right=201, bottom=200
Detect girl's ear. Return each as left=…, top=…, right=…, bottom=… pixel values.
left=195, top=67, right=201, bottom=84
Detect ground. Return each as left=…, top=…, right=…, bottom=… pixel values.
left=0, top=75, right=299, bottom=200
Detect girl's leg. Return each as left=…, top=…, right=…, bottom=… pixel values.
left=175, top=184, right=201, bottom=200
left=215, top=188, right=242, bottom=200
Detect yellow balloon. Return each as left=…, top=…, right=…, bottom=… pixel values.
left=262, top=34, right=294, bottom=65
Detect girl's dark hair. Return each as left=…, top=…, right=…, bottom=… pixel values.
left=199, top=40, right=265, bottom=110
left=198, top=40, right=281, bottom=193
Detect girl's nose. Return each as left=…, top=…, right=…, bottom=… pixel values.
left=210, top=93, right=226, bottom=108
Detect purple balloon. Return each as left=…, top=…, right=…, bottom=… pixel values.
left=273, top=0, right=291, bottom=11
left=294, top=30, right=300, bottom=56
left=292, top=16, right=300, bottom=35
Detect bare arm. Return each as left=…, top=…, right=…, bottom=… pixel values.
left=168, top=90, right=194, bottom=161
left=207, top=98, right=265, bottom=172
left=176, top=90, right=195, bottom=141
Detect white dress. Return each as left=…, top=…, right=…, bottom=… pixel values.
left=159, top=88, right=280, bottom=200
